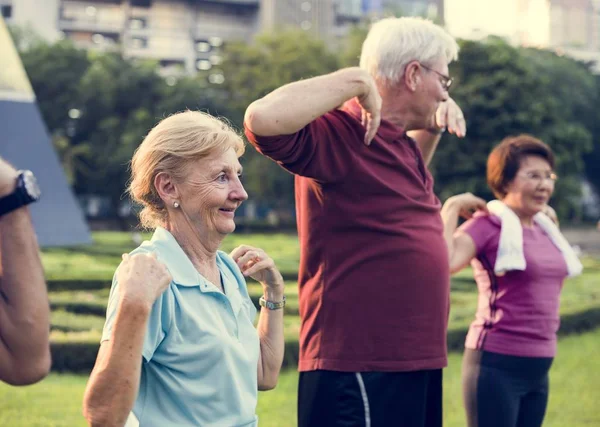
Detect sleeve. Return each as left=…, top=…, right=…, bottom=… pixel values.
left=101, top=257, right=172, bottom=363
left=458, top=215, right=499, bottom=256
left=244, top=109, right=363, bottom=183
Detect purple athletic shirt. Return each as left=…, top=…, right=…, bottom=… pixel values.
left=460, top=214, right=569, bottom=358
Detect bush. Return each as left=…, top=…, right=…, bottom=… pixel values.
left=47, top=279, right=110, bottom=292
left=50, top=301, right=107, bottom=317
left=51, top=341, right=100, bottom=373
left=446, top=307, right=600, bottom=353
left=48, top=306, right=600, bottom=373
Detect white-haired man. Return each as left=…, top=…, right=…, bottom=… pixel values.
left=245, top=17, right=464, bottom=426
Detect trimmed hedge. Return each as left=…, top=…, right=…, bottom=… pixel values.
left=47, top=279, right=111, bottom=292
left=50, top=307, right=600, bottom=373
left=51, top=295, right=299, bottom=317
left=50, top=339, right=301, bottom=373
left=50, top=301, right=107, bottom=317
left=51, top=341, right=102, bottom=373
left=46, top=275, right=298, bottom=292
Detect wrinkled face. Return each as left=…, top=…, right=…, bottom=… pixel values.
left=176, top=147, right=247, bottom=237
left=413, top=58, right=451, bottom=129
left=503, top=155, right=556, bottom=217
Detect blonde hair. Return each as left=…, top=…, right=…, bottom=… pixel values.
left=128, top=110, right=245, bottom=229
left=360, top=17, right=459, bottom=86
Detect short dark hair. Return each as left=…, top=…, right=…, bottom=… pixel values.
left=487, top=134, right=555, bottom=199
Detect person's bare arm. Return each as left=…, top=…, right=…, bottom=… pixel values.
left=245, top=67, right=382, bottom=145
left=441, top=193, right=487, bottom=274
left=409, top=130, right=443, bottom=166
left=0, top=158, right=50, bottom=385
left=231, top=246, right=285, bottom=390
left=408, top=98, right=466, bottom=165
left=83, top=253, right=171, bottom=426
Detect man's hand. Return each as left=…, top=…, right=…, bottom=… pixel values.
left=434, top=98, right=466, bottom=138
left=0, top=157, right=18, bottom=197
left=356, top=74, right=382, bottom=146
left=117, top=253, right=172, bottom=309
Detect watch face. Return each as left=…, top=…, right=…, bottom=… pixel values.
left=22, top=170, right=41, bottom=201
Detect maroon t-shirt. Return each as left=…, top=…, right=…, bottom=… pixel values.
left=245, top=100, right=450, bottom=372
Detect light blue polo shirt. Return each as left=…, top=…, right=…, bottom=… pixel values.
left=101, top=227, right=260, bottom=427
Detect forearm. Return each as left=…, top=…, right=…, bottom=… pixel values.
left=440, top=200, right=460, bottom=263
left=245, top=67, right=370, bottom=137
left=256, top=286, right=284, bottom=391
left=408, top=129, right=442, bottom=166
left=0, top=207, right=50, bottom=384
left=83, top=299, right=150, bottom=426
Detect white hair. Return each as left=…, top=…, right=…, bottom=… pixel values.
left=359, top=17, right=459, bottom=86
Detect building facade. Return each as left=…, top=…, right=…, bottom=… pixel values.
left=444, top=0, right=600, bottom=71
left=2, top=0, right=448, bottom=75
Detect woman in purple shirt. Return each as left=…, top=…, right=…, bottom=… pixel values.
left=441, top=135, right=573, bottom=427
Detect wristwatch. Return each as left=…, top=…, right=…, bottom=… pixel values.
left=259, top=295, right=286, bottom=310
left=425, top=127, right=446, bottom=135
left=0, top=170, right=41, bottom=217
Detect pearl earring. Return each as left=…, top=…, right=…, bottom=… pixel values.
left=173, top=201, right=180, bottom=208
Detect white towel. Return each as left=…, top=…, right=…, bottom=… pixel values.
left=487, top=200, right=583, bottom=277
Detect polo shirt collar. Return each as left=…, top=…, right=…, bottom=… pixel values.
left=149, top=226, right=201, bottom=287
left=342, top=99, right=407, bottom=142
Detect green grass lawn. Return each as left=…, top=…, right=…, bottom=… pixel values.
left=1, top=328, right=598, bottom=427
left=33, top=231, right=600, bottom=424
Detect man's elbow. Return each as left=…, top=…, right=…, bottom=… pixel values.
left=2, top=350, right=51, bottom=385
left=245, top=101, right=278, bottom=137
left=258, top=374, right=279, bottom=391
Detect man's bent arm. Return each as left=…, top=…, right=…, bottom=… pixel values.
left=408, top=129, right=443, bottom=166
left=0, top=204, right=51, bottom=385
left=245, top=67, right=372, bottom=137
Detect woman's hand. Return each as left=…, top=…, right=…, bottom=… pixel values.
left=117, top=253, right=172, bottom=309
left=230, top=245, right=284, bottom=293
left=542, top=204, right=559, bottom=226
left=444, top=193, right=488, bottom=220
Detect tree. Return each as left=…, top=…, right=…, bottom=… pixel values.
left=432, top=38, right=593, bottom=219
left=210, top=30, right=341, bottom=207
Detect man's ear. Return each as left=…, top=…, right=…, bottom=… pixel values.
left=404, top=61, right=421, bottom=92
left=154, top=172, right=180, bottom=206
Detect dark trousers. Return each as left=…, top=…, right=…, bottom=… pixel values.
left=462, top=349, right=554, bottom=427
left=298, top=369, right=443, bottom=427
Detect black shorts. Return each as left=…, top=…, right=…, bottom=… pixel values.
left=298, top=369, right=443, bottom=427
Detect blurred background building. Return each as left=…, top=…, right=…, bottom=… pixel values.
left=445, top=0, right=600, bottom=71
left=0, top=0, right=443, bottom=75
left=1, top=0, right=598, bottom=71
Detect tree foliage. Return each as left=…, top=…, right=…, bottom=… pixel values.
left=11, top=26, right=600, bottom=220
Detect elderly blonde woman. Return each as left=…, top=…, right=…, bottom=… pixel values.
left=83, top=111, right=285, bottom=427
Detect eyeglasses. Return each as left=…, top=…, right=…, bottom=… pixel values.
left=519, top=171, right=558, bottom=184
left=420, top=64, right=453, bottom=91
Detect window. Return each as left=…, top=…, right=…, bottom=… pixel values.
left=196, top=40, right=211, bottom=53
left=129, top=17, right=147, bottom=30
left=196, top=59, right=212, bottom=71
left=130, top=37, right=148, bottom=49
left=1, top=5, right=12, bottom=19
left=130, top=0, right=151, bottom=7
